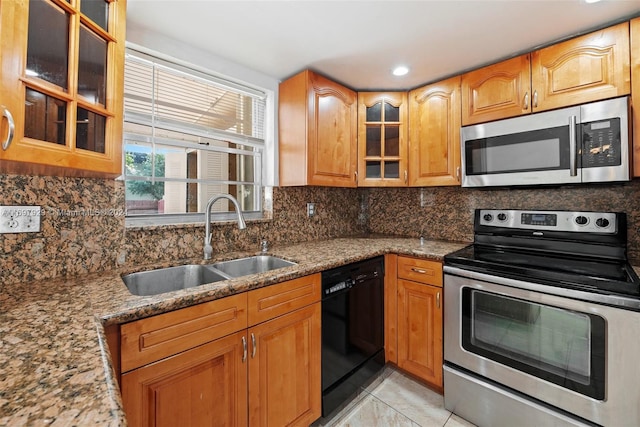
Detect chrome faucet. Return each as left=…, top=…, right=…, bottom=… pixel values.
left=203, top=194, right=247, bottom=260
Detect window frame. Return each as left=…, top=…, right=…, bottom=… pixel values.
left=121, top=45, right=272, bottom=227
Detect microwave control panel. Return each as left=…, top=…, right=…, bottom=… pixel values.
left=582, top=118, right=621, bottom=167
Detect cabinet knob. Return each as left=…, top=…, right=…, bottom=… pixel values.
left=522, top=92, right=529, bottom=110
left=1, top=106, right=15, bottom=151
left=532, top=90, right=538, bottom=108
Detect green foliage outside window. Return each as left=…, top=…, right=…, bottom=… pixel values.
left=125, top=152, right=165, bottom=200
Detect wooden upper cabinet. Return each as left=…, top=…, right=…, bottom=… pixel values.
left=461, top=22, right=630, bottom=126
left=461, top=54, right=531, bottom=126
left=279, top=69, right=358, bottom=187
left=532, top=21, right=630, bottom=113
left=408, top=75, right=461, bottom=186
left=357, top=92, right=408, bottom=187
left=631, top=17, right=640, bottom=177
left=0, top=0, right=126, bottom=177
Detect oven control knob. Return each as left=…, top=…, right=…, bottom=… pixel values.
left=497, top=213, right=507, bottom=221
left=596, top=218, right=610, bottom=228
left=575, top=216, right=588, bottom=225
left=483, top=213, right=493, bottom=222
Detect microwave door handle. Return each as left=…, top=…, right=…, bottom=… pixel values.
left=569, top=115, right=578, bottom=177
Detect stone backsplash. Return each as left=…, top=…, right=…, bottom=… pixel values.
left=0, top=174, right=366, bottom=286
left=366, top=180, right=640, bottom=263
left=2, top=173, right=640, bottom=286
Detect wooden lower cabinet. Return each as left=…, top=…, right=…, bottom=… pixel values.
left=121, top=331, right=248, bottom=427
left=248, top=303, right=321, bottom=427
left=120, top=274, right=322, bottom=427
left=396, top=257, right=444, bottom=391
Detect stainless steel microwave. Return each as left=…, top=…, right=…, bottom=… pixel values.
left=461, top=96, right=631, bottom=188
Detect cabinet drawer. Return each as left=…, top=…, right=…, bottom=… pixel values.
left=248, top=273, right=321, bottom=326
left=397, top=257, right=442, bottom=287
left=121, top=293, right=248, bottom=372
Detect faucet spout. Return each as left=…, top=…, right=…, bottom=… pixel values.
left=204, top=194, right=247, bottom=260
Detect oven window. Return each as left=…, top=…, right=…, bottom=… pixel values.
left=462, top=289, right=605, bottom=400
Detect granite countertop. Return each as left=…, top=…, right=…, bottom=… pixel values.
left=0, top=236, right=469, bottom=426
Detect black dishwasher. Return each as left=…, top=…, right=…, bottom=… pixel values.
left=321, top=256, right=385, bottom=417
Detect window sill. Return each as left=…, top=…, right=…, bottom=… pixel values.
left=124, top=212, right=269, bottom=231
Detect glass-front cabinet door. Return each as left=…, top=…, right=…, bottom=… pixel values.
left=357, top=92, right=408, bottom=187
left=0, top=0, right=126, bottom=177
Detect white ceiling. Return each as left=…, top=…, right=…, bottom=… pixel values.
left=126, top=0, right=640, bottom=91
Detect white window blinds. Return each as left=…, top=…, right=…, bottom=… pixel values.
left=123, top=48, right=266, bottom=220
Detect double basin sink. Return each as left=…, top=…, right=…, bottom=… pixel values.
left=122, top=255, right=297, bottom=296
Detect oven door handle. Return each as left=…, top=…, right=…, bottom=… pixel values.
left=569, top=115, right=578, bottom=177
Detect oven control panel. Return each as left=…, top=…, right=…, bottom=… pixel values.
left=478, top=209, right=617, bottom=233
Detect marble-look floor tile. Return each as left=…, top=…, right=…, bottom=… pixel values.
left=368, top=371, right=452, bottom=427
left=334, top=394, right=419, bottom=427
left=444, top=414, right=477, bottom=427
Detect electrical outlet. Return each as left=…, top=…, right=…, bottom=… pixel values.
left=0, top=206, right=41, bottom=233
left=307, top=203, right=315, bottom=218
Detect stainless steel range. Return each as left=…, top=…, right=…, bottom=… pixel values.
left=443, top=209, right=640, bottom=427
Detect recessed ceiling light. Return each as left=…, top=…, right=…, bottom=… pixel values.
left=584, top=0, right=602, bottom=3
left=392, top=66, right=409, bottom=76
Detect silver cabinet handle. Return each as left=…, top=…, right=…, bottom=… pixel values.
left=523, top=92, right=529, bottom=110
left=411, top=267, right=428, bottom=274
left=569, top=115, right=577, bottom=177
left=404, top=170, right=408, bottom=184
left=456, top=166, right=461, bottom=181
left=436, top=292, right=441, bottom=309
left=533, top=90, right=538, bottom=108
left=242, top=336, right=247, bottom=363
left=354, top=170, right=358, bottom=182
left=251, top=333, right=256, bottom=358
left=1, top=106, right=15, bottom=151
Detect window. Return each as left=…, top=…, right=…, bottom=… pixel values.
left=122, top=48, right=267, bottom=225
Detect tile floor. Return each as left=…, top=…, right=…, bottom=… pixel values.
left=315, top=367, right=477, bottom=427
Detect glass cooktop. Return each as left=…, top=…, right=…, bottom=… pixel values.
left=445, top=244, right=640, bottom=297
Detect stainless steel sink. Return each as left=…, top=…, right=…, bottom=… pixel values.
left=122, top=264, right=229, bottom=296
left=211, top=255, right=296, bottom=278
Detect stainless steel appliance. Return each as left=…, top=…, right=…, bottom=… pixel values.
left=444, top=209, right=640, bottom=427
left=461, top=96, right=631, bottom=188
left=321, top=257, right=385, bottom=417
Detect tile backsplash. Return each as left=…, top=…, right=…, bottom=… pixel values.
left=2, top=173, right=640, bottom=286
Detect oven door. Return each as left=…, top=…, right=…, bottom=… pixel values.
left=444, top=267, right=640, bottom=427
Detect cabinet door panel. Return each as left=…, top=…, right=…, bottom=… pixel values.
left=122, top=331, right=248, bottom=427
left=397, top=279, right=443, bottom=389
left=0, top=0, right=125, bottom=177
left=461, top=54, right=531, bottom=125
left=532, top=21, right=630, bottom=112
left=409, top=76, right=461, bottom=186
left=357, top=92, right=408, bottom=187
left=248, top=303, right=321, bottom=427
left=308, top=72, right=358, bottom=187
left=279, top=70, right=357, bottom=187
left=631, top=17, right=640, bottom=177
